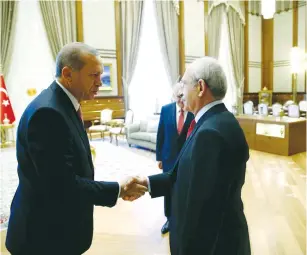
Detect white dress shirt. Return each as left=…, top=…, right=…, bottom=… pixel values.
left=56, top=80, right=80, bottom=111
left=55, top=80, right=121, bottom=199
left=195, top=100, right=223, bottom=123
left=147, top=100, right=224, bottom=193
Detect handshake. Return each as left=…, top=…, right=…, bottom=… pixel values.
left=119, top=176, right=149, bottom=201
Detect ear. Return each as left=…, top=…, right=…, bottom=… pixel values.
left=62, top=66, right=73, bottom=81
left=197, top=79, right=206, bottom=97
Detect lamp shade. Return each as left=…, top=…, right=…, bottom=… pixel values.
left=261, top=0, right=276, bottom=19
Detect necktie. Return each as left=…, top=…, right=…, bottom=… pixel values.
left=177, top=109, right=184, bottom=134
left=77, top=106, right=83, bottom=122
left=186, top=119, right=196, bottom=139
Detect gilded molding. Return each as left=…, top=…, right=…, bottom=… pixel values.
left=75, top=0, right=84, bottom=42
left=114, top=0, right=123, bottom=97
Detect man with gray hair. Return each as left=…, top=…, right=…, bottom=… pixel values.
left=156, top=82, right=193, bottom=234
left=6, top=42, right=147, bottom=255
left=136, top=57, right=251, bottom=254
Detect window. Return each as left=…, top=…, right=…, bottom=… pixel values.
left=129, top=0, right=172, bottom=120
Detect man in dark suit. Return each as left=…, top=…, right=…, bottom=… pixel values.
left=156, top=83, right=193, bottom=234
left=5, top=42, right=147, bottom=255
left=136, top=57, right=251, bottom=254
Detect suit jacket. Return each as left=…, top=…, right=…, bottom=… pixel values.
left=149, top=103, right=251, bottom=255
left=156, top=102, right=194, bottom=172
left=6, top=81, right=119, bottom=255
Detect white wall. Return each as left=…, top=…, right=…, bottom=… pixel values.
left=6, top=0, right=54, bottom=124
left=248, top=14, right=262, bottom=93
left=273, top=11, right=293, bottom=92
left=297, top=5, right=306, bottom=92
left=184, top=0, right=205, bottom=66
left=82, top=0, right=118, bottom=97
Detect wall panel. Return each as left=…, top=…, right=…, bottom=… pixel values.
left=184, top=0, right=205, bottom=66
left=273, top=11, right=293, bottom=92
left=248, top=14, right=262, bottom=92
left=82, top=0, right=118, bottom=96
left=298, top=5, right=306, bottom=92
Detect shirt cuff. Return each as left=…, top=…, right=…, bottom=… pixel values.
left=147, top=177, right=151, bottom=193
left=117, top=182, right=121, bottom=198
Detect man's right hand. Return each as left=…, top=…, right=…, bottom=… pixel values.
left=157, top=161, right=163, bottom=170
left=119, top=176, right=148, bottom=201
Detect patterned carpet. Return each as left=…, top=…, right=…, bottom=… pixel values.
left=0, top=137, right=158, bottom=230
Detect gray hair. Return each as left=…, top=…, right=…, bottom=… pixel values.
left=55, top=42, right=100, bottom=77
left=188, top=57, right=227, bottom=100
left=172, top=82, right=183, bottom=100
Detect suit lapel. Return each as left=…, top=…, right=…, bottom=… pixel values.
left=69, top=110, right=92, bottom=155
left=171, top=103, right=179, bottom=137
left=51, top=82, right=92, bottom=158
left=172, top=103, right=227, bottom=171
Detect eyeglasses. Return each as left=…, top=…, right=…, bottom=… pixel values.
left=177, top=93, right=183, bottom=99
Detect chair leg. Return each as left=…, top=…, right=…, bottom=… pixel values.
left=110, top=134, right=113, bottom=143
left=89, top=132, right=92, bottom=141
left=116, top=135, right=118, bottom=146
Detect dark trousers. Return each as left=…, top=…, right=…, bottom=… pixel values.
left=164, top=193, right=171, bottom=218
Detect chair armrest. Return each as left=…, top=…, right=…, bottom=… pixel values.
left=126, top=123, right=140, bottom=136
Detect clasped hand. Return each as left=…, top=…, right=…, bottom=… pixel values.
left=119, top=176, right=148, bottom=201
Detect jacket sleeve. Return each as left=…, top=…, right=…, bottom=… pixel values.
left=156, top=107, right=165, bottom=161
left=148, top=166, right=177, bottom=198
left=26, top=108, right=119, bottom=207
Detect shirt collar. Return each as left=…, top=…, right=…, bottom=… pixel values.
left=56, top=80, right=80, bottom=111
left=176, top=103, right=184, bottom=113
left=195, top=100, right=223, bottom=123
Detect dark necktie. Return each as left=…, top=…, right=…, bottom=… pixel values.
left=186, top=119, right=196, bottom=139
left=77, top=106, right=83, bottom=123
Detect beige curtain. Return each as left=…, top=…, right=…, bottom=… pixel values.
left=0, top=1, right=18, bottom=76
left=209, top=1, right=245, bottom=21
left=248, top=0, right=261, bottom=16
left=227, top=6, right=244, bottom=113
left=249, top=0, right=294, bottom=16
left=155, top=0, right=179, bottom=85
left=39, top=1, right=77, bottom=60
left=276, top=0, right=292, bottom=13
left=121, top=0, right=143, bottom=111
left=208, top=4, right=225, bottom=58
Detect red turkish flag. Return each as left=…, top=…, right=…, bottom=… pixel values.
left=0, top=74, right=15, bottom=124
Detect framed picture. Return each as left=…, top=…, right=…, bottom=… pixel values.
left=100, top=63, right=112, bottom=91
left=258, top=87, right=272, bottom=105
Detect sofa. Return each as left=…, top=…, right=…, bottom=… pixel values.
left=126, top=115, right=160, bottom=151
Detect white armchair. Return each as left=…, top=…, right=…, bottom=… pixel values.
left=272, top=103, right=282, bottom=117
left=299, top=100, right=307, bottom=117
left=243, top=101, right=254, bottom=115
left=299, top=100, right=307, bottom=111
left=283, top=100, right=294, bottom=111
left=88, top=109, right=113, bottom=140
left=288, top=104, right=300, bottom=118
left=110, top=109, right=134, bottom=146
